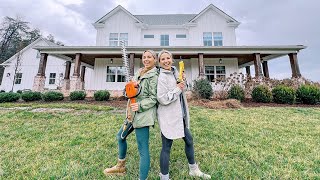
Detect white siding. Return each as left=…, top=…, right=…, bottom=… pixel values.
left=96, top=10, right=141, bottom=46
left=141, top=29, right=189, bottom=46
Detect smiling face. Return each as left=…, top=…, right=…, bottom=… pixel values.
left=159, top=52, right=173, bottom=70
left=142, top=51, right=156, bottom=69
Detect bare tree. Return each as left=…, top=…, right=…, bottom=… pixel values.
left=10, top=42, right=24, bottom=92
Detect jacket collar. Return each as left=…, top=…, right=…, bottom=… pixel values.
left=160, top=66, right=177, bottom=74
left=139, top=67, right=158, bottom=79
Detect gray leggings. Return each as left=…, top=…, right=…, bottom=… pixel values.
left=160, top=127, right=196, bottom=175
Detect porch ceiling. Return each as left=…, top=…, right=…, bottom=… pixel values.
left=34, top=45, right=306, bottom=67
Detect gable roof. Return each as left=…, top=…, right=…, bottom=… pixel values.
left=94, top=5, right=143, bottom=25
left=189, top=4, right=240, bottom=25
left=94, top=4, right=239, bottom=27
left=0, top=37, right=61, bottom=65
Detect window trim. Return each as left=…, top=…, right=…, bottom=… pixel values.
left=14, top=73, right=22, bottom=84
left=106, top=66, right=126, bottom=82
left=49, top=73, right=56, bottom=85
left=160, top=34, right=169, bottom=46
left=213, top=32, right=223, bottom=46
left=144, top=34, right=154, bottom=38
left=176, top=34, right=187, bottom=38
left=203, top=32, right=212, bottom=46
left=109, top=33, right=128, bottom=46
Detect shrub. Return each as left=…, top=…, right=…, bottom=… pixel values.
left=42, top=91, right=64, bottom=102
left=94, top=90, right=110, bottom=101
left=296, top=85, right=320, bottom=104
left=21, top=91, right=42, bottom=102
left=272, top=85, right=295, bottom=104
left=252, top=85, right=272, bottom=103
left=193, top=78, right=213, bottom=99
left=17, top=90, right=22, bottom=94
left=70, top=91, right=86, bottom=101
left=0, top=90, right=5, bottom=93
left=0, top=92, right=20, bottom=103
left=228, top=85, right=245, bottom=102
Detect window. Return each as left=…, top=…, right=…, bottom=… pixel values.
left=205, top=66, right=215, bottom=82
left=109, top=33, right=128, bottom=46
left=15, top=73, right=22, bottom=84
left=49, top=73, right=56, bottom=84
left=109, top=33, right=118, bottom=46
left=160, top=35, right=169, bottom=46
left=176, top=34, right=186, bottom=38
left=144, top=35, right=154, bottom=38
left=205, top=66, right=226, bottom=82
left=106, top=66, right=126, bottom=82
left=120, top=33, right=128, bottom=46
left=213, top=32, right=223, bottom=46
left=203, top=32, right=212, bottom=46
left=216, top=66, right=226, bottom=80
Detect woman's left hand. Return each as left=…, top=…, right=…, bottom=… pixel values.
left=130, top=103, right=139, bottom=112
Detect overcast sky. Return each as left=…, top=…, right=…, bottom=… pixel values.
left=0, top=0, right=319, bottom=81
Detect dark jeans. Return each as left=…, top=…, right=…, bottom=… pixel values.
left=160, top=127, right=195, bottom=175
left=116, top=126, right=150, bottom=180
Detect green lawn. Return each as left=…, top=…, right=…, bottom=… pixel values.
left=0, top=103, right=320, bottom=179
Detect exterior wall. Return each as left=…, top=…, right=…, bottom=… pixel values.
left=96, top=10, right=141, bottom=46
left=189, top=8, right=237, bottom=46
left=141, top=28, right=189, bottom=46
left=96, top=8, right=237, bottom=47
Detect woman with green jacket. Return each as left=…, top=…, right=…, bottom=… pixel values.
left=104, top=50, right=158, bottom=180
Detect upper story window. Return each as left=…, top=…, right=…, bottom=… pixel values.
left=203, top=32, right=212, bottom=46
left=109, top=33, right=128, bottom=46
left=49, top=73, right=56, bottom=85
left=106, top=66, right=126, bottom=82
left=144, top=35, right=154, bottom=38
left=176, top=34, right=186, bottom=38
left=160, top=35, right=169, bottom=46
left=15, top=73, right=22, bottom=84
left=203, top=32, right=223, bottom=46
left=213, top=32, right=223, bottom=46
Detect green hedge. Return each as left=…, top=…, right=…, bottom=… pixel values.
left=252, top=85, right=272, bottom=103
left=21, top=91, right=42, bottom=102
left=296, top=85, right=320, bottom=105
left=70, top=91, right=86, bottom=101
left=0, top=92, right=20, bottom=103
left=42, top=91, right=64, bottom=102
left=228, top=85, right=245, bottom=102
left=272, top=85, right=295, bottom=104
left=193, top=78, right=213, bottom=99
left=94, top=90, right=110, bottom=101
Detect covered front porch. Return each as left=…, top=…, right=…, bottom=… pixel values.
left=33, top=45, right=306, bottom=96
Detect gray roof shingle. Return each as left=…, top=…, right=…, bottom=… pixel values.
left=134, top=14, right=197, bottom=25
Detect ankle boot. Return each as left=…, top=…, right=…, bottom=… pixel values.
left=189, top=163, right=211, bottom=179
left=103, top=159, right=126, bottom=175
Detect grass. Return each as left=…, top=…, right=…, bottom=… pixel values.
left=0, top=103, right=320, bottom=179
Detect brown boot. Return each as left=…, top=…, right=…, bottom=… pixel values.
left=103, top=159, right=126, bottom=176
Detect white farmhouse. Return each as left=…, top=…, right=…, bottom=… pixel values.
left=1, top=4, right=305, bottom=96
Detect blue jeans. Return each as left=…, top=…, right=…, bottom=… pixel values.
left=116, top=126, right=150, bottom=180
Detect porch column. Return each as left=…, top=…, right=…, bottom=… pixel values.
left=70, top=53, right=83, bottom=91
left=253, top=53, right=263, bottom=78
left=289, top=53, right=301, bottom=78
left=262, top=61, right=270, bottom=78
left=198, top=53, right=204, bottom=77
left=32, top=53, right=48, bottom=92
left=61, top=61, right=71, bottom=95
left=245, top=66, right=251, bottom=79
left=80, top=66, right=86, bottom=90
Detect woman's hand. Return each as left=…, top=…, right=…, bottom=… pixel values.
left=130, top=103, right=139, bottom=112
left=177, top=82, right=185, bottom=90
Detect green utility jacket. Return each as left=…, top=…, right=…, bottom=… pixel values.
left=131, top=67, right=159, bottom=128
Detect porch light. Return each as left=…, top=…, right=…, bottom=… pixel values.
left=110, top=59, right=113, bottom=64
left=6, top=73, right=10, bottom=77
left=219, top=58, right=223, bottom=64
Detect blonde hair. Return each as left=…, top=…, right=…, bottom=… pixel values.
left=158, top=49, right=173, bottom=62
left=143, top=50, right=157, bottom=62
